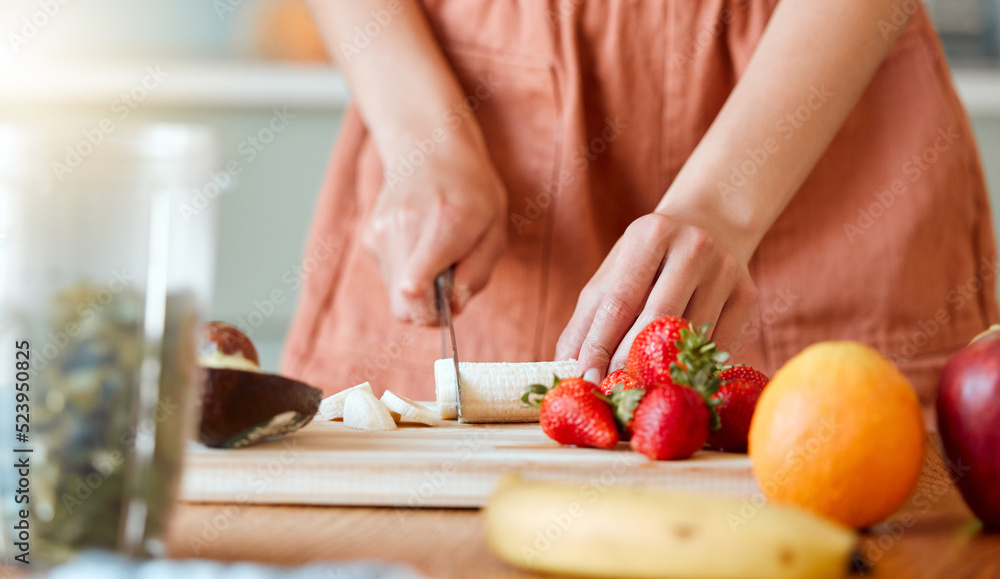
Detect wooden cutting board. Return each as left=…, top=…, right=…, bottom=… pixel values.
left=180, top=416, right=759, bottom=508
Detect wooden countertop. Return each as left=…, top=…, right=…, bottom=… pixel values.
left=164, top=438, right=1000, bottom=578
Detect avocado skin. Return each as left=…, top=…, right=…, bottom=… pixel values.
left=199, top=368, right=321, bottom=448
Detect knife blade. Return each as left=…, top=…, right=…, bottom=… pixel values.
left=435, top=268, right=462, bottom=421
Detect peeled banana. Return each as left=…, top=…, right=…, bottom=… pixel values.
left=342, top=389, right=397, bottom=431
left=381, top=391, right=445, bottom=426
left=485, top=476, right=856, bottom=579
left=318, top=382, right=373, bottom=420
left=434, top=359, right=579, bottom=422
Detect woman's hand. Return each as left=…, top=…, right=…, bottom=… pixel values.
left=555, top=213, right=758, bottom=378
left=554, top=0, right=913, bottom=377
left=363, top=139, right=508, bottom=324
left=305, top=0, right=511, bottom=324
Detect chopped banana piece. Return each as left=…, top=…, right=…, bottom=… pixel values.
left=318, top=382, right=373, bottom=420
left=434, top=359, right=579, bottom=423
left=381, top=391, right=444, bottom=426
left=342, top=390, right=397, bottom=431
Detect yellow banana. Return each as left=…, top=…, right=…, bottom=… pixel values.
left=485, top=476, right=855, bottom=579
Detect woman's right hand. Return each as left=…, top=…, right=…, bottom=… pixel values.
left=304, top=0, right=509, bottom=323
left=363, top=136, right=508, bottom=325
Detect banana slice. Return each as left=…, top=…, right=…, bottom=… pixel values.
left=318, top=382, right=373, bottom=420
left=434, top=359, right=579, bottom=422
left=380, top=391, right=444, bottom=426
left=342, top=390, right=397, bottom=431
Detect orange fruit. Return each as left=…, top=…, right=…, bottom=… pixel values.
left=748, top=341, right=925, bottom=529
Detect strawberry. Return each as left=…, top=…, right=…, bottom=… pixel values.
left=716, top=365, right=769, bottom=390
left=522, top=377, right=619, bottom=449
left=628, top=384, right=709, bottom=460
left=617, top=323, right=730, bottom=460
left=626, top=316, right=730, bottom=388
left=598, top=369, right=644, bottom=396
left=626, top=316, right=690, bottom=388
left=608, top=382, right=646, bottom=440
left=705, top=379, right=763, bottom=453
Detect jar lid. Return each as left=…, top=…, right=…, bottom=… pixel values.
left=0, top=122, right=218, bottom=187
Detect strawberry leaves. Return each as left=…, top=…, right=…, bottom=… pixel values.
left=521, top=377, right=559, bottom=408
left=668, top=323, right=729, bottom=430
left=522, top=375, right=612, bottom=408
left=609, top=383, right=647, bottom=432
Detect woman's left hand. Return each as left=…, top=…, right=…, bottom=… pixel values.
left=555, top=213, right=758, bottom=379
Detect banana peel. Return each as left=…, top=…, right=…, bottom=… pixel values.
left=484, top=475, right=855, bottom=579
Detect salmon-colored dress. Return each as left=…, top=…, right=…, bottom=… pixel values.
left=282, top=0, right=998, bottom=404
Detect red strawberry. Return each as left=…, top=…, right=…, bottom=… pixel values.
left=522, top=377, right=619, bottom=449
left=716, top=365, right=769, bottom=390
left=598, top=369, right=644, bottom=396
left=628, top=384, right=710, bottom=460
left=705, top=379, right=762, bottom=453
left=626, top=316, right=690, bottom=388
left=617, top=323, right=731, bottom=460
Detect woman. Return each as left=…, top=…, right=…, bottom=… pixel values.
left=282, top=0, right=998, bottom=405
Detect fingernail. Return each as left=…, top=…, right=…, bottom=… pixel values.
left=399, top=278, right=421, bottom=298
left=583, top=368, right=600, bottom=385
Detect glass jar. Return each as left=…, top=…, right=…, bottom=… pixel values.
left=0, top=123, right=219, bottom=565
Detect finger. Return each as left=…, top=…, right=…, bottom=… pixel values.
left=711, top=277, right=758, bottom=352
left=606, top=246, right=703, bottom=372
left=555, top=280, right=605, bottom=363
left=683, top=255, right=739, bottom=335
left=554, top=239, right=624, bottom=362
left=451, top=221, right=506, bottom=314
left=362, top=200, right=426, bottom=322
left=399, top=211, right=485, bottom=325
left=576, top=226, right=670, bottom=378
left=390, top=254, right=436, bottom=325
left=368, top=232, right=421, bottom=324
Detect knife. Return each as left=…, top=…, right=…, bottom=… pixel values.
left=435, top=268, right=463, bottom=421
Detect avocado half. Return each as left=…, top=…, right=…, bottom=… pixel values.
left=199, top=368, right=322, bottom=448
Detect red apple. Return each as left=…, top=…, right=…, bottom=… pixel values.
left=936, top=330, right=1000, bottom=528
left=970, top=323, right=1000, bottom=345
left=198, top=321, right=260, bottom=370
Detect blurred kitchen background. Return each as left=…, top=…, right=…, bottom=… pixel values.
left=1, top=0, right=998, bottom=372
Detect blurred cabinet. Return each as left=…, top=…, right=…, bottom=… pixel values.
left=926, top=0, right=999, bottom=60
